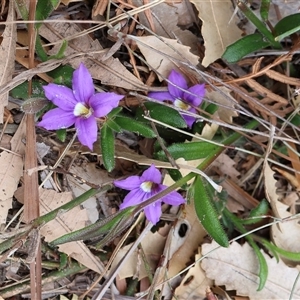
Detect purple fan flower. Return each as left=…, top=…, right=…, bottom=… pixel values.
left=114, top=164, right=185, bottom=225
left=38, top=63, right=124, bottom=150
left=148, top=69, right=205, bottom=128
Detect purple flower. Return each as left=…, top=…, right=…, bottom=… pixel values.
left=114, top=164, right=185, bottom=224
left=38, top=63, right=124, bottom=150
left=148, top=70, right=205, bottom=128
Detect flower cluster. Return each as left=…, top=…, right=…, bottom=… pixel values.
left=148, top=69, right=205, bottom=128
left=114, top=164, right=185, bottom=224
left=38, top=63, right=124, bottom=150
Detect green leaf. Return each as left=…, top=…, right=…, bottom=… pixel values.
left=274, top=13, right=300, bottom=41
left=260, top=0, right=271, bottom=21
left=107, top=107, right=123, bottom=118
left=35, top=0, right=60, bottom=28
left=237, top=1, right=280, bottom=48
left=101, top=124, right=115, bottom=171
left=192, top=175, right=229, bottom=247
left=48, top=65, right=74, bottom=86
left=56, top=129, right=67, bottom=142
left=241, top=199, right=269, bottom=225
left=11, top=80, right=44, bottom=100
left=114, top=115, right=156, bottom=138
left=222, top=33, right=271, bottom=63
left=107, top=119, right=122, bottom=133
left=261, top=239, right=300, bottom=262
left=156, top=142, right=217, bottom=161
left=144, top=102, right=187, bottom=128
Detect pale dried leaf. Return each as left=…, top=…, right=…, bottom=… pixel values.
left=67, top=163, right=112, bottom=223
left=167, top=205, right=207, bottom=278
left=202, top=241, right=300, bottom=299
left=110, top=230, right=166, bottom=280
left=132, top=0, right=199, bottom=54
left=38, top=22, right=146, bottom=90
left=207, top=87, right=239, bottom=123
left=0, top=1, right=16, bottom=123
left=135, top=35, right=199, bottom=80
left=174, top=248, right=213, bottom=299
left=191, top=0, right=242, bottom=67
left=0, top=152, right=23, bottom=224
left=39, top=189, right=104, bottom=274
left=264, top=163, right=300, bottom=254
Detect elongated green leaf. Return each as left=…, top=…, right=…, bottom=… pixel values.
left=156, top=141, right=217, bottom=161
left=50, top=207, right=134, bottom=246
left=274, top=13, right=300, bottom=41
left=107, top=119, right=122, bottom=133
left=241, top=199, right=269, bottom=225
left=107, top=107, right=123, bottom=118
left=222, top=33, right=271, bottom=63
left=192, top=175, right=229, bottom=247
left=250, top=242, right=268, bottom=291
left=144, top=102, right=187, bottom=128
left=260, top=0, right=271, bottom=21
left=101, top=125, right=115, bottom=171
left=261, top=239, right=300, bottom=262
left=114, top=115, right=156, bottom=138
left=237, top=1, right=280, bottom=48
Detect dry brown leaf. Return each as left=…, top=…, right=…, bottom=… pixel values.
left=110, top=229, right=166, bottom=280
left=134, top=35, right=199, bottom=80
left=38, top=22, right=146, bottom=91
left=202, top=241, right=300, bottom=299
left=39, top=189, right=105, bottom=274
left=132, top=0, right=199, bottom=54
left=206, top=87, right=239, bottom=123
left=191, top=0, right=242, bottom=67
left=174, top=248, right=213, bottom=299
left=265, top=70, right=300, bottom=86
left=264, top=163, right=300, bottom=255
left=0, top=1, right=16, bottom=123
left=212, top=153, right=240, bottom=182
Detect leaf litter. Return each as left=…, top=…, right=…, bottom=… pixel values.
left=0, top=0, right=300, bottom=299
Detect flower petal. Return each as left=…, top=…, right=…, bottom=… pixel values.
left=141, top=164, right=162, bottom=184
left=72, top=63, right=94, bottom=103
left=38, top=108, right=76, bottom=129
left=184, top=84, right=205, bottom=106
left=114, top=176, right=141, bottom=190
left=168, top=70, right=187, bottom=99
left=144, top=202, right=162, bottom=224
left=89, top=92, right=124, bottom=118
left=43, top=84, right=77, bottom=110
left=148, top=91, right=173, bottom=102
left=75, top=116, right=97, bottom=150
left=183, top=115, right=196, bottom=128
left=119, top=188, right=148, bottom=209
left=161, top=189, right=185, bottom=206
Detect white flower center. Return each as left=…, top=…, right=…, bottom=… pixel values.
left=174, top=98, right=190, bottom=110
left=140, top=181, right=153, bottom=193
left=74, top=102, right=93, bottom=118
